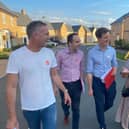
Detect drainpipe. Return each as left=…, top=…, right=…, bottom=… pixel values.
left=121, top=19, right=125, bottom=40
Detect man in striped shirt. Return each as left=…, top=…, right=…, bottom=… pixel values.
left=56, top=33, right=84, bottom=129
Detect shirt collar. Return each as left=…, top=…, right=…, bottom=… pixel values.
left=96, top=44, right=110, bottom=51
left=65, top=47, right=78, bottom=54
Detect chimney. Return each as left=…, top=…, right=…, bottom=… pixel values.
left=21, top=9, right=26, bottom=15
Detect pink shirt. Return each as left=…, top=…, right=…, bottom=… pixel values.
left=56, top=48, right=84, bottom=82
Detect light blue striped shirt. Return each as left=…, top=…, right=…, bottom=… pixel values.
left=86, top=45, right=118, bottom=78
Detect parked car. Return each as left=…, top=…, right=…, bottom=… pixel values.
left=46, top=41, right=58, bottom=47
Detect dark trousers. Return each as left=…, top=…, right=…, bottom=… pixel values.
left=59, top=79, right=82, bottom=129
left=93, top=76, right=116, bottom=129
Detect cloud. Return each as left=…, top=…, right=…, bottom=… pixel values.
left=108, top=18, right=116, bottom=24
left=49, top=16, right=89, bottom=25
left=29, top=13, right=89, bottom=25
left=84, top=17, right=116, bottom=29
left=91, top=11, right=111, bottom=16
left=28, top=10, right=114, bottom=28
left=28, top=10, right=65, bottom=20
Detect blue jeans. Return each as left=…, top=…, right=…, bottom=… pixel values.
left=93, top=76, right=116, bottom=129
left=23, top=103, right=57, bottom=129
left=59, top=79, right=82, bottom=129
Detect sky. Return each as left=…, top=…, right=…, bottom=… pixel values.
left=1, top=0, right=129, bottom=28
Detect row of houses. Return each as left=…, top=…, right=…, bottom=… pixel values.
left=48, top=23, right=97, bottom=43
left=0, top=1, right=98, bottom=50
left=111, top=12, right=129, bottom=44
left=0, top=1, right=31, bottom=50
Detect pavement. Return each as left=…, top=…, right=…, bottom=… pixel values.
left=0, top=59, right=8, bottom=78
left=0, top=46, right=125, bottom=129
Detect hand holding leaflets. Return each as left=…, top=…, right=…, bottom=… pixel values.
left=101, top=68, right=115, bottom=90
left=120, top=67, right=129, bottom=78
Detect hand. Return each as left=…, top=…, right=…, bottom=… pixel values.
left=88, top=87, right=93, bottom=96
left=111, top=67, right=117, bottom=76
left=64, top=91, right=71, bottom=106
left=120, top=72, right=129, bottom=78
left=6, top=117, right=19, bottom=129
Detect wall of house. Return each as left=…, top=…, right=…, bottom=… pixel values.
left=16, top=26, right=26, bottom=38
left=0, top=11, right=17, bottom=34
left=0, top=10, right=17, bottom=49
left=49, top=29, right=56, bottom=38
left=111, top=23, right=123, bottom=44
left=60, top=24, right=68, bottom=41
left=78, top=26, right=86, bottom=44
left=123, top=17, right=129, bottom=42
left=92, top=28, right=97, bottom=42
left=86, top=31, right=92, bottom=43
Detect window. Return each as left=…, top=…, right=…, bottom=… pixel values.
left=10, top=17, right=14, bottom=26
left=2, top=13, right=6, bottom=24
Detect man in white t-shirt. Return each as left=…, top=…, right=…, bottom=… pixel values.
left=6, top=21, right=71, bottom=129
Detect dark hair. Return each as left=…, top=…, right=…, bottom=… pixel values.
left=26, top=20, right=47, bottom=39
left=67, top=33, right=78, bottom=45
left=95, top=27, right=110, bottom=38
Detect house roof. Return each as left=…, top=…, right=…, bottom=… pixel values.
left=51, top=22, right=73, bottom=32
left=46, top=22, right=54, bottom=30
left=88, top=26, right=96, bottom=32
left=0, top=1, right=17, bottom=16
left=66, top=24, right=73, bottom=32
left=51, top=22, right=64, bottom=30
left=84, top=26, right=91, bottom=32
left=72, top=25, right=81, bottom=32
left=111, top=12, right=129, bottom=25
left=72, top=25, right=90, bottom=33
left=88, top=27, right=94, bottom=32
left=16, top=10, right=32, bottom=26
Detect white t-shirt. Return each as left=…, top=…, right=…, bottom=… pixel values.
left=6, top=46, right=57, bottom=110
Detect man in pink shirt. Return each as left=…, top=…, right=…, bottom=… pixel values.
left=56, top=33, right=84, bottom=129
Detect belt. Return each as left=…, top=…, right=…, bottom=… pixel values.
left=63, top=79, right=80, bottom=84
left=93, top=76, right=101, bottom=80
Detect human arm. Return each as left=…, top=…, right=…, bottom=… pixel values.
left=120, top=59, right=129, bottom=78
left=111, top=67, right=117, bottom=76
left=80, top=52, right=85, bottom=80
left=52, top=50, right=62, bottom=96
left=86, top=73, right=93, bottom=96
left=85, top=50, right=94, bottom=96
left=52, top=81, right=59, bottom=96
left=120, top=68, right=129, bottom=78
left=6, top=74, right=19, bottom=129
left=50, top=68, right=71, bottom=105
left=111, top=48, right=118, bottom=76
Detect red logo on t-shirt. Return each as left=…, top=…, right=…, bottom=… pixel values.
left=45, top=60, right=50, bottom=65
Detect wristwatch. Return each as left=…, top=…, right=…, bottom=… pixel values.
left=64, top=89, right=68, bottom=93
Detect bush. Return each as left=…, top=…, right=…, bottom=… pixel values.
left=3, top=48, right=12, bottom=52
left=0, top=52, right=9, bottom=59
left=115, top=39, right=129, bottom=49
left=12, top=44, right=25, bottom=50
left=115, top=39, right=125, bottom=48
left=116, top=51, right=126, bottom=60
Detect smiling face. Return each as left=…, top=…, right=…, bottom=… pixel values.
left=98, top=32, right=110, bottom=47
left=69, top=34, right=81, bottom=51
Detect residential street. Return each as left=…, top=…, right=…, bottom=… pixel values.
left=0, top=46, right=125, bottom=129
